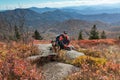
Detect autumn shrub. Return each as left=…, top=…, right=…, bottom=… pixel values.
left=0, top=42, right=40, bottom=59
left=17, top=44, right=40, bottom=58
left=56, top=50, right=74, bottom=64
left=5, top=43, right=40, bottom=58
left=0, top=53, right=43, bottom=80
left=66, top=40, right=120, bottom=80
left=72, top=55, right=106, bottom=67
left=78, top=49, right=101, bottom=57
left=58, top=50, right=67, bottom=62
left=66, top=61, right=120, bottom=80
left=0, top=42, right=43, bottom=80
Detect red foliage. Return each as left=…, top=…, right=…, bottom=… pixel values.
left=70, top=39, right=119, bottom=49
left=0, top=42, right=43, bottom=80
left=67, top=39, right=120, bottom=80
left=79, top=39, right=117, bottom=45
left=67, top=61, right=120, bottom=80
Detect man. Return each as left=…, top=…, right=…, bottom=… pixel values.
left=56, top=31, right=70, bottom=50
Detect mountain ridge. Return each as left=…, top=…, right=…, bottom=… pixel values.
left=0, top=7, right=120, bottom=38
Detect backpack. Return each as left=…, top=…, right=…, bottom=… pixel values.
left=56, top=35, right=60, bottom=42
left=56, top=34, right=64, bottom=42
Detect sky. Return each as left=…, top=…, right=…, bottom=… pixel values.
left=0, top=0, right=120, bottom=10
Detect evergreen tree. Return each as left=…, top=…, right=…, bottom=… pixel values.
left=14, top=25, right=20, bottom=40
left=33, top=30, right=43, bottom=40
left=101, top=30, right=107, bottom=39
left=89, top=25, right=99, bottom=39
left=119, top=35, right=120, bottom=40
left=78, top=31, right=83, bottom=40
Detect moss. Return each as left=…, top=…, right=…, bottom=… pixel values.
left=78, top=49, right=101, bottom=58
left=72, top=55, right=106, bottom=67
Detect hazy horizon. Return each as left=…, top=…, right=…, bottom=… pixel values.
left=0, top=0, right=120, bottom=10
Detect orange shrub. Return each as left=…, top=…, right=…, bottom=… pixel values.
left=67, top=61, right=120, bottom=80
left=0, top=42, right=43, bottom=80
left=78, top=49, right=101, bottom=57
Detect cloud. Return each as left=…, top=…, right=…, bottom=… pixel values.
left=32, top=0, right=120, bottom=8
left=1, top=0, right=120, bottom=10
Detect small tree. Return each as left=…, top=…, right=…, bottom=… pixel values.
left=78, top=31, right=83, bottom=40
left=119, top=35, right=120, bottom=40
left=33, top=30, right=43, bottom=40
left=14, top=25, right=21, bottom=40
left=101, top=30, right=107, bottom=39
left=89, top=25, right=99, bottom=39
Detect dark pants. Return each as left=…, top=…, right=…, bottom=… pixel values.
left=58, top=41, right=64, bottom=49
left=57, top=40, right=70, bottom=49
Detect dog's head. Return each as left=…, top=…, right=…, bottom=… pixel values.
left=51, top=40, right=56, bottom=46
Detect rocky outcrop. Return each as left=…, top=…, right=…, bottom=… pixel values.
left=27, top=44, right=84, bottom=62
left=65, top=50, right=84, bottom=60
left=27, top=44, right=57, bottom=62
left=27, top=44, right=85, bottom=80
left=42, top=62, right=80, bottom=80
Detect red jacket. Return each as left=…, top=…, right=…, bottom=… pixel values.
left=59, top=34, right=69, bottom=41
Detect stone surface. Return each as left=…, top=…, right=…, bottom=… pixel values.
left=27, top=44, right=85, bottom=80
left=37, top=44, right=57, bottom=56
left=65, top=50, right=84, bottom=60
left=42, top=62, right=80, bottom=80
left=28, top=44, right=84, bottom=62
left=27, top=44, right=57, bottom=62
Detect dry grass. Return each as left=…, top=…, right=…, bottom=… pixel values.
left=0, top=39, right=119, bottom=80
left=66, top=39, right=120, bottom=80
left=33, top=40, right=50, bottom=44
left=71, top=39, right=120, bottom=63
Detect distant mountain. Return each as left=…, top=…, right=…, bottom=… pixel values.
left=1, top=7, right=120, bottom=25
left=29, top=6, right=120, bottom=16
left=80, top=13, right=120, bottom=23
left=29, top=6, right=120, bottom=23
left=39, top=9, right=81, bottom=22
left=0, top=9, right=45, bottom=29
left=2, top=7, right=120, bottom=23
left=0, top=7, right=120, bottom=38
left=109, top=26, right=120, bottom=32
left=112, top=21, right=120, bottom=26
left=44, top=19, right=111, bottom=38
left=28, top=7, right=57, bottom=14
left=63, top=5, right=120, bottom=14
left=33, top=8, right=120, bottom=23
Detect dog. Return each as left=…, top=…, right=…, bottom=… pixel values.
left=51, top=40, right=60, bottom=53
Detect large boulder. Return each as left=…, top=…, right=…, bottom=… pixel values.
left=36, top=44, right=84, bottom=59
left=27, top=44, right=84, bottom=62
left=42, top=62, right=80, bottom=80
left=37, top=44, right=56, bottom=56
left=27, top=44, right=57, bottom=62
left=65, top=50, right=84, bottom=60
left=27, top=44, right=84, bottom=80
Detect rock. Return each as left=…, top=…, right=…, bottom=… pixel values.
left=42, top=62, right=80, bottom=80
left=27, top=55, right=42, bottom=62
left=65, top=50, right=84, bottom=60
left=27, top=44, right=57, bottom=62
left=37, top=44, right=57, bottom=56
left=27, top=44, right=84, bottom=80
left=28, top=44, right=84, bottom=62
left=36, top=44, right=84, bottom=59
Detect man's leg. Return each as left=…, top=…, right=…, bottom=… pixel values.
left=58, top=41, right=64, bottom=49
